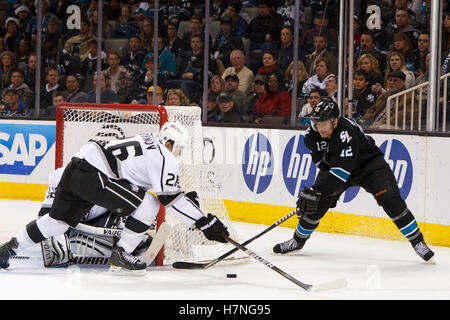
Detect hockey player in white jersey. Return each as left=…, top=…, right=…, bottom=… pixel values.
left=0, top=121, right=229, bottom=271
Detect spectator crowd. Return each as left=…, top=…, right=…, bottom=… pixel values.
left=0, top=0, right=448, bottom=130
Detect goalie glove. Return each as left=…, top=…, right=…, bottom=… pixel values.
left=195, top=213, right=229, bottom=243
left=296, top=187, right=322, bottom=218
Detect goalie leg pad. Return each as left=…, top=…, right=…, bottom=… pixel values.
left=41, top=234, right=72, bottom=267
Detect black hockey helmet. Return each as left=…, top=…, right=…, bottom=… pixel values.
left=307, top=97, right=340, bottom=131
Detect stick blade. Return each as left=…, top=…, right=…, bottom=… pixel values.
left=143, top=222, right=171, bottom=265
left=308, top=278, right=348, bottom=292
left=172, top=261, right=207, bottom=269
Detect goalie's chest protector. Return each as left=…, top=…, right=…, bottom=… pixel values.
left=76, top=133, right=181, bottom=194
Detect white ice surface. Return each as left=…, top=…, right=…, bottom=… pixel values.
left=1, top=199, right=450, bottom=300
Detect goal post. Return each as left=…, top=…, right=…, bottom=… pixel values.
left=55, top=102, right=241, bottom=266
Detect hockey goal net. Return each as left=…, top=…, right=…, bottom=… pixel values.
left=56, top=103, right=241, bottom=266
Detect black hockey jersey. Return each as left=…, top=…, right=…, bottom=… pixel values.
left=304, top=117, right=383, bottom=193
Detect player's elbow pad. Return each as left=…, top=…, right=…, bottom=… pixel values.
left=157, top=192, right=184, bottom=207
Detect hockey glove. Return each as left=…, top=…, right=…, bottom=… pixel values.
left=195, top=213, right=229, bottom=243
left=296, top=187, right=322, bottom=217
left=185, top=191, right=200, bottom=208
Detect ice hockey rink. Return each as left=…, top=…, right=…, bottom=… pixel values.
left=1, top=199, right=450, bottom=301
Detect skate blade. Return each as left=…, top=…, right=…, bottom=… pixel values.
left=109, top=264, right=147, bottom=276
left=425, top=256, right=436, bottom=265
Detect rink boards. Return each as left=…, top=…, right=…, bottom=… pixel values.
left=1, top=119, right=449, bottom=246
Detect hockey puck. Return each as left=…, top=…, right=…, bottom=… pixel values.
left=226, top=273, right=237, bottom=278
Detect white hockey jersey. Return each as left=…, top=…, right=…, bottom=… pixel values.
left=73, top=132, right=204, bottom=226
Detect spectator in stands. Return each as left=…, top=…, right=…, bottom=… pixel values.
left=302, top=57, right=335, bottom=95
left=24, top=0, right=52, bottom=41
left=41, top=90, right=65, bottom=118
left=390, top=32, right=415, bottom=71
left=305, top=33, right=338, bottom=76
left=64, top=16, right=96, bottom=61
left=14, top=38, right=34, bottom=70
left=114, top=4, right=139, bottom=39
left=212, top=15, right=244, bottom=75
left=222, top=49, right=254, bottom=95
left=63, top=74, right=87, bottom=103
left=147, top=85, right=164, bottom=105
left=104, top=0, right=121, bottom=21
left=298, top=88, right=327, bottom=126
left=277, top=26, right=306, bottom=73
left=40, top=67, right=61, bottom=110
left=86, top=72, right=119, bottom=104
left=252, top=71, right=291, bottom=124
left=325, top=75, right=338, bottom=101
left=3, top=69, right=33, bottom=109
left=224, top=73, right=246, bottom=113
left=169, top=34, right=215, bottom=104
left=140, top=18, right=154, bottom=52
left=300, top=11, right=338, bottom=55
left=0, top=51, right=16, bottom=91
left=206, top=91, right=220, bottom=122
left=214, top=91, right=244, bottom=123
left=245, top=0, right=282, bottom=51
left=209, top=0, right=227, bottom=21
left=351, top=69, right=378, bottom=120
left=257, top=51, right=280, bottom=76
left=3, top=16, right=24, bottom=52
left=388, top=9, right=420, bottom=50
left=224, top=1, right=248, bottom=37
left=361, top=70, right=419, bottom=129
left=165, top=22, right=185, bottom=58
left=143, top=35, right=177, bottom=83
left=122, top=35, right=147, bottom=76
left=14, top=5, right=31, bottom=35
left=354, top=31, right=388, bottom=74
left=103, top=51, right=133, bottom=104
left=134, top=0, right=168, bottom=23
left=130, top=56, right=155, bottom=104
left=90, top=9, right=114, bottom=39
left=80, top=39, right=107, bottom=76
left=413, top=32, right=430, bottom=77
left=356, top=53, right=384, bottom=95
left=285, top=60, right=309, bottom=99
left=42, top=32, right=73, bottom=75
left=209, top=75, right=226, bottom=95
left=166, top=88, right=191, bottom=106
left=22, top=52, right=37, bottom=90
left=245, top=74, right=268, bottom=115
left=181, top=14, right=211, bottom=51
left=277, top=0, right=304, bottom=27
left=0, top=87, right=31, bottom=117
left=384, top=51, right=415, bottom=89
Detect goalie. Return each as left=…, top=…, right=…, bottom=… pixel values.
left=0, top=122, right=229, bottom=272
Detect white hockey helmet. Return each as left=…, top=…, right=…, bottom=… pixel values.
left=160, top=121, right=190, bottom=157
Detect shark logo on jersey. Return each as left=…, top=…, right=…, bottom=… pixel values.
left=379, top=139, right=413, bottom=200
left=282, top=135, right=316, bottom=197
left=242, top=133, right=274, bottom=194
left=0, top=123, right=55, bottom=175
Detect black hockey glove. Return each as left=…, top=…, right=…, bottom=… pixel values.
left=185, top=191, right=200, bottom=208
left=296, top=187, right=322, bottom=217
left=195, top=213, right=229, bottom=243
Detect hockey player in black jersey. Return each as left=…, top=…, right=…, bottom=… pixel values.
left=273, top=98, right=434, bottom=262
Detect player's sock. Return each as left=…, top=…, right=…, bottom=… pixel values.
left=0, top=237, right=18, bottom=269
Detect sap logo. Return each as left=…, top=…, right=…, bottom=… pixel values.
left=282, top=135, right=316, bottom=197
left=242, top=133, right=273, bottom=194
left=0, top=124, right=55, bottom=175
left=379, top=139, right=413, bottom=200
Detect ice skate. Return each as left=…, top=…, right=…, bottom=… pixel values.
left=0, top=237, right=18, bottom=269
left=273, top=236, right=304, bottom=254
left=109, top=245, right=147, bottom=276
left=413, top=241, right=435, bottom=263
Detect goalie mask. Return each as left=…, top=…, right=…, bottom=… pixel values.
left=160, top=121, right=190, bottom=157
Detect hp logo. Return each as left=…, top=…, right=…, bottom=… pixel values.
left=282, top=135, right=316, bottom=197
left=242, top=133, right=274, bottom=194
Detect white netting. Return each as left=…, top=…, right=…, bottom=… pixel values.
left=58, top=104, right=242, bottom=265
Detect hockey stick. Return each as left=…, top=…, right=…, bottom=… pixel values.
left=225, top=236, right=347, bottom=292
left=172, top=208, right=300, bottom=269
left=143, top=221, right=171, bottom=265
